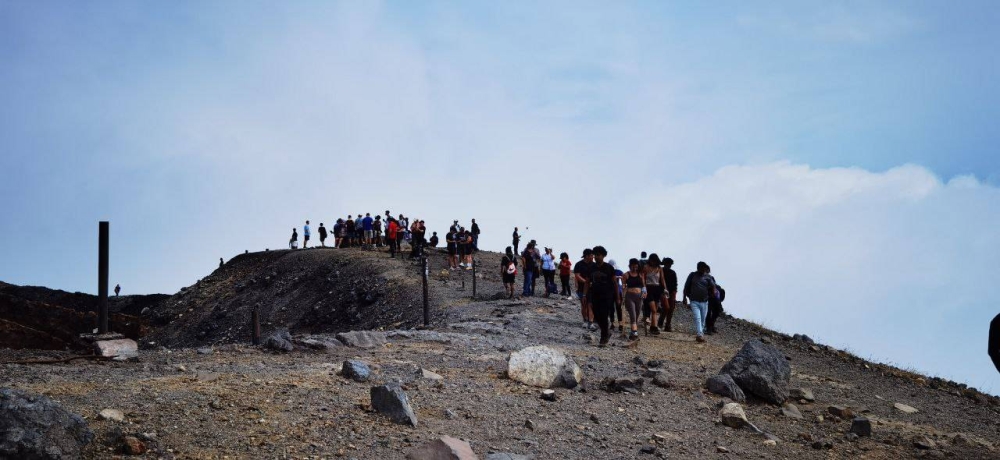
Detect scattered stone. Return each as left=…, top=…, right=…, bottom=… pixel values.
left=506, top=346, right=583, bottom=389
left=780, top=403, right=803, bottom=420
left=263, top=331, right=294, bottom=352
left=913, top=436, right=937, bottom=450
left=639, top=445, right=656, bottom=454
left=793, top=334, right=815, bottom=344
left=707, top=374, right=746, bottom=403
left=812, top=440, right=833, bottom=450
left=849, top=417, right=872, bottom=437
left=845, top=433, right=860, bottom=442
left=196, top=347, right=213, bottom=355
left=444, top=409, right=457, bottom=420
left=122, top=436, right=147, bottom=455
left=0, top=388, right=94, bottom=459
left=336, top=330, right=387, bottom=348
left=341, top=360, right=372, bottom=382
left=799, top=432, right=814, bottom=442
left=815, top=415, right=824, bottom=423
left=632, top=356, right=647, bottom=366
left=94, top=339, right=139, bottom=359
left=763, top=439, right=777, bottom=447
left=719, top=339, right=791, bottom=405
left=524, top=419, right=535, bottom=431
left=602, top=377, right=644, bottom=394
left=893, top=402, right=919, bottom=414
left=485, top=454, right=531, bottom=460
left=98, top=409, right=125, bottom=422
left=540, top=389, right=558, bottom=401
left=647, top=360, right=664, bottom=368
left=652, top=374, right=673, bottom=388
left=589, top=413, right=600, bottom=424
left=406, top=436, right=478, bottom=459
left=209, top=399, right=224, bottom=410
left=828, top=405, right=853, bottom=419
left=719, top=403, right=749, bottom=428
left=790, top=388, right=815, bottom=402
left=371, top=383, right=418, bottom=426
left=716, top=445, right=730, bottom=453
left=418, top=368, right=444, bottom=381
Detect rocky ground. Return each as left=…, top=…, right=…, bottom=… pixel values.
left=2, top=246, right=999, bottom=459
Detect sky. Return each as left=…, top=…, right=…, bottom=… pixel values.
left=1, top=1, right=998, bottom=394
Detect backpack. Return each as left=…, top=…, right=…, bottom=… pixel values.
left=506, top=263, right=517, bottom=275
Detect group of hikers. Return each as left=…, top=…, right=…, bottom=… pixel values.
left=501, top=233, right=725, bottom=347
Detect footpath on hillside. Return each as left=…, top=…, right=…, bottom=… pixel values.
left=1, top=246, right=998, bottom=459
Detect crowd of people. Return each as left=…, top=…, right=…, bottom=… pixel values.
left=499, top=229, right=725, bottom=347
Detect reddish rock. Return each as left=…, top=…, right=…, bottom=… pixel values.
left=122, top=436, right=147, bottom=455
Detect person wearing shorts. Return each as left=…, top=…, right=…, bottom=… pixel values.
left=643, top=254, right=665, bottom=336
left=446, top=230, right=459, bottom=269
left=574, top=248, right=596, bottom=330
left=303, top=220, right=311, bottom=248
left=501, top=256, right=516, bottom=298
left=622, top=258, right=646, bottom=341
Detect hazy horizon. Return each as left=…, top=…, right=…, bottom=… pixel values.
left=2, top=1, right=998, bottom=395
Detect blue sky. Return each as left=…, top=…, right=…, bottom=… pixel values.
left=2, top=1, right=999, bottom=394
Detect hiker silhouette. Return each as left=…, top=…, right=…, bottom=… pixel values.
left=991, top=313, right=1000, bottom=374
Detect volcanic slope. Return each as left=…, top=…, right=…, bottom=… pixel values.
left=145, top=248, right=449, bottom=348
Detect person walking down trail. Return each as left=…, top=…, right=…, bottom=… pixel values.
left=684, top=261, right=717, bottom=343
left=303, top=221, right=311, bottom=249
left=114, top=284, right=121, bottom=297
left=586, top=246, right=620, bottom=347
left=990, top=313, right=1000, bottom=374
left=501, top=255, right=517, bottom=299
left=471, top=219, right=481, bottom=250
left=622, top=259, right=646, bottom=341
left=574, top=248, right=596, bottom=331
left=289, top=228, right=298, bottom=249
left=512, top=227, right=520, bottom=255
left=643, top=254, right=666, bottom=336
left=658, top=257, right=679, bottom=332
left=541, top=247, right=558, bottom=297
left=706, top=285, right=726, bottom=335
left=609, top=259, right=625, bottom=333
left=318, top=223, right=328, bottom=247
left=558, top=252, right=573, bottom=298
left=521, top=242, right=538, bottom=297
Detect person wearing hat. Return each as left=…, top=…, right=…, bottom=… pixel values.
left=574, top=248, right=596, bottom=330
left=586, top=246, right=620, bottom=347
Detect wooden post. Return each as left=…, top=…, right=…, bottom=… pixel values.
left=98, top=221, right=109, bottom=334
left=471, top=259, right=477, bottom=299
left=251, top=307, right=261, bottom=345
left=422, top=255, right=430, bottom=326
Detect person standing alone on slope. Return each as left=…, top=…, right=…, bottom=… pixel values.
left=512, top=227, right=520, bottom=255
left=683, top=261, right=717, bottom=343
left=303, top=221, right=311, bottom=248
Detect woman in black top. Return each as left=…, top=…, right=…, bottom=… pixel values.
left=622, top=258, right=646, bottom=341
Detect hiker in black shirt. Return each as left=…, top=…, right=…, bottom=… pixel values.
left=114, top=284, right=120, bottom=297
left=990, top=313, right=1000, bottom=374
left=659, top=257, right=679, bottom=332
left=683, top=261, right=717, bottom=342
left=428, top=232, right=439, bottom=247
left=289, top=228, right=298, bottom=249
left=574, top=248, right=596, bottom=330
left=318, top=223, right=328, bottom=247
left=471, top=219, right=481, bottom=250
left=706, top=285, right=726, bottom=334
left=586, top=246, right=620, bottom=347
left=512, top=227, right=520, bottom=255
left=521, top=242, right=537, bottom=296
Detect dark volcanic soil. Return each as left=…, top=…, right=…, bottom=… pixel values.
left=2, top=247, right=999, bottom=459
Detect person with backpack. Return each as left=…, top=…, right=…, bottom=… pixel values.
left=609, top=259, right=625, bottom=333
left=289, top=228, right=298, bottom=249
left=303, top=220, right=311, bottom=248
left=585, top=246, right=619, bottom=347
left=558, top=252, right=573, bottom=298
left=706, top=284, right=726, bottom=334
left=114, top=284, right=121, bottom=297
left=642, top=254, right=666, bottom=336
left=521, top=242, right=538, bottom=296
left=318, top=223, right=328, bottom=247
left=683, top=261, right=717, bottom=343
left=622, top=258, right=646, bottom=341
left=658, top=257, right=679, bottom=332
left=990, top=313, right=1000, bottom=374
left=541, top=247, right=558, bottom=297
left=501, top=255, right=517, bottom=299
left=574, top=248, right=596, bottom=331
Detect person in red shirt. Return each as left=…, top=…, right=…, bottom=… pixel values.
left=558, top=252, right=573, bottom=297
left=387, top=218, right=399, bottom=258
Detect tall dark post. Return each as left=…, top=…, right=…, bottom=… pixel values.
left=251, top=307, right=261, bottom=345
left=471, top=259, right=477, bottom=299
left=422, top=255, right=429, bottom=326
left=98, top=221, right=110, bottom=334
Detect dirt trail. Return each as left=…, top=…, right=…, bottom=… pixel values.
left=2, top=246, right=998, bottom=459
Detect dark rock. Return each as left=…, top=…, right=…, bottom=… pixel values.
left=263, top=330, right=294, bottom=352
left=719, top=339, right=791, bottom=405
left=602, top=377, right=644, bottom=394
left=789, top=388, right=815, bottom=402
left=632, top=356, right=647, bottom=366
left=341, top=360, right=372, bottom=382
left=849, top=417, right=871, bottom=437
left=0, top=388, right=94, bottom=459
left=646, top=360, right=664, bottom=368
left=828, top=405, right=853, bottom=419
left=793, top=334, right=815, bottom=344
left=652, top=374, right=673, bottom=389
left=913, top=436, right=936, bottom=450
left=640, top=445, right=656, bottom=454
left=540, top=389, right=558, bottom=402
left=371, top=383, right=418, bottom=426
left=122, top=436, right=147, bottom=455
left=707, top=374, right=746, bottom=403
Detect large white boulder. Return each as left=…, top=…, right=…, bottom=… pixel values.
left=507, top=346, right=583, bottom=389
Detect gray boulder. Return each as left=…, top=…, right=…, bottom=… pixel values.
left=506, top=346, right=583, bottom=389
left=371, top=383, right=418, bottom=426
left=336, top=331, right=387, bottom=348
left=602, top=377, right=644, bottom=394
left=0, top=388, right=94, bottom=459
left=341, top=360, right=371, bottom=382
left=720, top=339, right=790, bottom=405
left=486, top=453, right=532, bottom=460
left=263, top=330, right=294, bottom=352
left=706, top=374, right=746, bottom=402
left=407, top=436, right=478, bottom=459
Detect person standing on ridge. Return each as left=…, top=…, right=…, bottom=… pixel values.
left=541, top=247, right=557, bottom=297
left=683, top=261, right=717, bottom=343
left=373, top=216, right=383, bottom=247
left=609, top=259, right=625, bottom=333
left=289, top=228, right=298, bottom=249
left=512, top=227, right=520, bottom=255
left=585, top=246, right=619, bottom=347
left=471, top=219, right=481, bottom=250
left=387, top=218, right=399, bottom=258
left=558, top=252, right=573, bottom=298
left=219, top=257, right=224, bottom=268
left=354, top=214, right=364, bottom=246
left=521, top=242, right=537, bottom=296
left=114, top=284, right=121, bottom=297
left=363, top=213, right=374, bottom=246
left=659, top=257, right=679, bottom=332
left=446, top=228, right=459, bottom=269
left=334, top=219, right=344, bottom=248
left=303, top=220, right=311, bottom=248
left=428, top=232, right=439, bottom=247
left=501, top=255, right=517, bottom=299
left=344, top=216, right=355, bottom=248
left=574, top=248, right=596, bottom=331
left=318, top=223, right=328, bottom=247
left=990, top=313, right=1000, bottom=374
